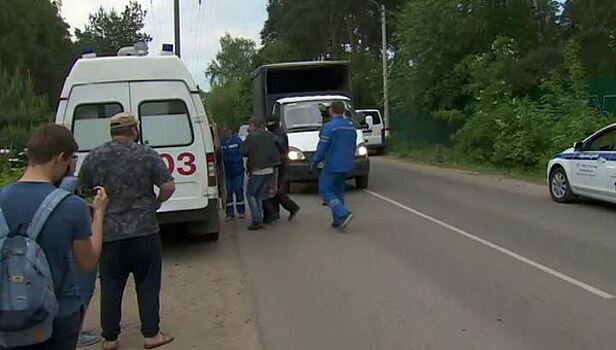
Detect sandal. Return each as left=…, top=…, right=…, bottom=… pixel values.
left=101, top=340, right=119, bottom=350
left=144, top=332, right=175, bottom=349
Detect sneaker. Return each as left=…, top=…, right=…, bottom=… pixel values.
left=289, top=207, right=300, bottom=221
left=224, top=216, right=234, bottom=222
left=247, top=223, right=264, bottom=231
left=77, top=330, right=101, bottom=348
left=338, top=213, right=354, bottom=230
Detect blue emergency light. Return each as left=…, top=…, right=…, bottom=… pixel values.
left=162, top=44, right=174, bottom=53
left=81, top=47, right=96, bottom=58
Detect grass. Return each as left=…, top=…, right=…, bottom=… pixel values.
left=388, top=142, right=546, bottom=184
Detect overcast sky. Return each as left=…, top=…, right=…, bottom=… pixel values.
left=60, top=0, right=268, bottom=90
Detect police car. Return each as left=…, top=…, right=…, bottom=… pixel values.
left=548, top=123, right=616, bottom=203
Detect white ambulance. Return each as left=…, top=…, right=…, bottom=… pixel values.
left=55, top=44, right=221, bottom=241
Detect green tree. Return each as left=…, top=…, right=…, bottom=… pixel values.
left=0, top=64, right=51, bottom=147
left=206, top=33, right=256, bottom=88
left=0, top=0, right=75, bottom=105
left=262, top=0, right=405, bottom=61
left=205, top=34, right=257, bottom=129
left=206, top=80, right=251, bottom=131
left=561, top=0, right=616, bottom=77
left=74, top=1, right=152, bottom=56
left=260, top=0, right=406, bottom=109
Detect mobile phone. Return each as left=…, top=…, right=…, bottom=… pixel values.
left=78, top=188, right=97, bottom=206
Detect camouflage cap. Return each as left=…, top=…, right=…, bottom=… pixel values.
left=110, top=113, right=139, bottom=130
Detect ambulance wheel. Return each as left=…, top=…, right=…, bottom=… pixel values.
left=188, top=220, right=220, bottom=242
left=204, top=232, right=220, bottom=242
left=355, top=176, right=369, bottom=189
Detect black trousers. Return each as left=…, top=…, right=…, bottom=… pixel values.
left=1, top=310, right=82, bottom=350
left=264, top=165, right=299, bottom=222
left=100, top=234, right=162, bottom=341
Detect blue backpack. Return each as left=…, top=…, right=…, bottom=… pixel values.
left=0, top=188, right=70, bottom=347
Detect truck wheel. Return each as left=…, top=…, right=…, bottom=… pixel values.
left=188, top=220, right=220, bottom=242
left=355, top=176, right=369, bottom=189
left=549, top=167, right=575, bottom=203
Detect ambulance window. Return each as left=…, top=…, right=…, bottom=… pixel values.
left=73, top=103, right=123, bottom=151
left=139, top=100, right=193, bottom=148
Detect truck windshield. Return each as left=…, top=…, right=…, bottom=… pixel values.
left=282, top=100, right=358, bottom=131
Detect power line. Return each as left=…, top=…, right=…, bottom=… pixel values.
left=192, top=1, right=205, bottom=74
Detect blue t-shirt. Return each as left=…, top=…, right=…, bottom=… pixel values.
left=0, top=182, right=92, bottom=317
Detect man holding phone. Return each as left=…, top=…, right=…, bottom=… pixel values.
left=0, top=124, right=107, bottom=349
left=78, top=113, right=176, bottom=350
left=57, top=156, right=100, bottom=348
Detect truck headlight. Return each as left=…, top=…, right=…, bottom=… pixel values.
left=288, top=147, right=306, bottom=161
left=356, top=145, right=368, bottom=157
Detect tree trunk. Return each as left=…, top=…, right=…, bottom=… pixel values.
left=530, top=0, right=546, bottom=43
left=344, top=14, right=359, bottom=63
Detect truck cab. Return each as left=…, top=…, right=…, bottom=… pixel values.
left=273, top=96, right=369, bottom=190
left=252, top=61, right=370, bottom=190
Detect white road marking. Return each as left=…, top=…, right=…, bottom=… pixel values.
left=364, top=189, right=616, bottom=300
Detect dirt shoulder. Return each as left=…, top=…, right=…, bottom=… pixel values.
left=82, top=226, right=263, bottom=350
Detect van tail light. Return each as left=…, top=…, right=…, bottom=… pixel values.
left=206, top=152, right=217, bottom=187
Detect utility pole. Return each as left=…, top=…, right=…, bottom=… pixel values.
left=380, top=4, right=390, bottom=134
left=174, top=0, right=181, bottom=57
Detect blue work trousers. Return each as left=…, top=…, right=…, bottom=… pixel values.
left=319, top=170, right=351, bottom=225
left=225, top=173, right=245, bottom=217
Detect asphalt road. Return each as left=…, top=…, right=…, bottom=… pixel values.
left=233, top=156, right=616, bottom=350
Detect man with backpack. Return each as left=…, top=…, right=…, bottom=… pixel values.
left=0, top=123, right=108, bottom=350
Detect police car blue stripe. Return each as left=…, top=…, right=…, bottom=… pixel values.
left=554, top=152, right=616, bottom=161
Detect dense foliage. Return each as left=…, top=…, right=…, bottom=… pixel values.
left=0, top=0, right=153, bottom=158
left=74, top=1, right=152, bottom=56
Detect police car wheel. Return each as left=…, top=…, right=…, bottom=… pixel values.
left=549, top=167, right=574, bottom=203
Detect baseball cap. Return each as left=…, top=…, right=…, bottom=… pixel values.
left=110, top=113, right=139, bottom=130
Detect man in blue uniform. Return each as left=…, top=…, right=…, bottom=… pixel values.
left=311, top=101, right=357, bottom=230
left=221, top=127, right=246, bottom=221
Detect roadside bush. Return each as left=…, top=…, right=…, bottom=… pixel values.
left=0, top=169, right=22, bottom=188
left=454, top=40, right=609, bottom=171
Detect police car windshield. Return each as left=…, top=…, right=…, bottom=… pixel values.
left=282, top=100, right=358, bottom=131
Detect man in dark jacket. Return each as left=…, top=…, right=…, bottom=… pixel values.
left=221, top=127, right=246, bottom=221
left=263, top=121, right=300, bottom=223
left=241, top=119, right=281, bottom=231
